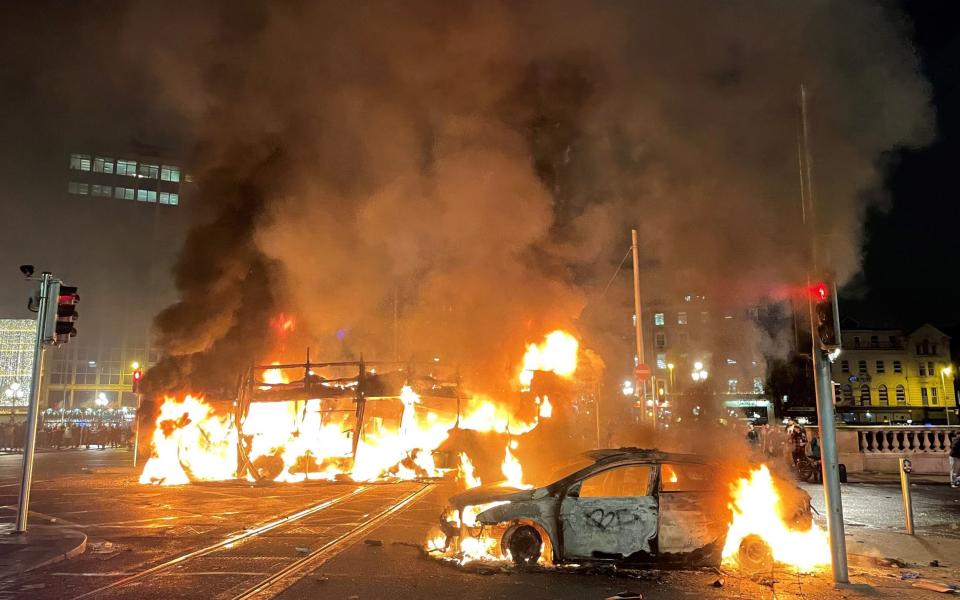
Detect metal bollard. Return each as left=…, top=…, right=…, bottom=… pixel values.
left=900, top=458, right=914, bottom=535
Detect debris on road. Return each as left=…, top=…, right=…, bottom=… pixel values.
left=712, top=577, right=725, bottom=587
left=911, top=581, right=958, bottom=593
left=901, top=571, right=922, bottom=580
left=930, top=560, right=942, bottom=567
left=605, top=592, right=642, bottom=600
left=364, top=539, right=384, bottom=547
left=295, top=546, right=310, bottom=554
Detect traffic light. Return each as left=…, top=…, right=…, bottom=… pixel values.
left=132, top=368, right=144, bottom=393
left=810, top=280, right=840, bottom=350
left=53, top=285, right=79, bottom=346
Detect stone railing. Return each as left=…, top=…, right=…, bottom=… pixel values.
left=836, top=425, right=960, bottom=474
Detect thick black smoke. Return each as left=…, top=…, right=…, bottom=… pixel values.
left=124, top=1, right=931, bottom=395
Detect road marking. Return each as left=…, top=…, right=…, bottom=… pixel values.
left=67, top=485, right=370, bottom=600
left=232, top=483, right=435, bottom=600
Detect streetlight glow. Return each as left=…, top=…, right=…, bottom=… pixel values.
left=131, top=361, right=140, bottom=370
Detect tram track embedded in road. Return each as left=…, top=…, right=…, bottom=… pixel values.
left=69, top=484, right=372, bottom=600
left=231, top=482, right=435, bottom=600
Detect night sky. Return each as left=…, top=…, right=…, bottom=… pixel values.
left=846, top=1, right=960, bottom=331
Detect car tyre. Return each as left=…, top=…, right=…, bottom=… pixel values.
left=737, top=534, right=773, bottom=574
left=504, top=525, right=542, bottom=567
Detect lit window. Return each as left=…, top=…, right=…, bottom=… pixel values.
left=700, top=311, right=709, bottom=323
left=159, top=192, right=179, bottom=205
left=93, top=156, right=114, bottom=174
left=116, top=160, right=137, bottom=177
left=753, top=377, right=764, bottom=394
left=69, top=153, right=91, bottom=171
left=114, top=187, right=134, bottom=200
left=677, top=311, right=688, bottom=325
left=91, top=184, right=112, bottom=197
left=727, top=379, right=738, bottom=393
left=726, top=358, right=737, bottom=365
left=138, top=163, right=159, bottom=179
left=160, top=165, right=180, bottom=182
left=656, top=353, right=666, bottom=370
left=654, top=313, right=665, bottom=326
left=67, top=182, right=89, bottom=195
left=137, top=189, right=157, bottom=203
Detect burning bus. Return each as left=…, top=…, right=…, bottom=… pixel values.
left=138, top=330, right=589, bottom=488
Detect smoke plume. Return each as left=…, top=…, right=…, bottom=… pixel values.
left=127, top=0, right=931, bottom=394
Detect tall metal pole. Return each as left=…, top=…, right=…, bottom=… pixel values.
left=800, top=85, right=849, bottom=583
left=631, top=229, right=647, bottom=425
left=16, top=272, right=51, bottom=533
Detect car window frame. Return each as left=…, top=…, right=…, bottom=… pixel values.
left=566, top=461, right=657, bottom=498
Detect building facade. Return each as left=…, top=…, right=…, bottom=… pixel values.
left=830, top=324, right=955, bottom=424
left=639, top=294, right=773, bottom=421
left=67, top=151, right=189, bottom=207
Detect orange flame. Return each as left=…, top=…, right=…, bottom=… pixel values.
left=721, top=465, right=830, bottom=572
left=518, top=330, right=579, bottom=390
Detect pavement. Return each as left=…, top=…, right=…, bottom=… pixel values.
left=0, top=523, right=86, bottom=578
left=4, top=450, right=960, bottom=598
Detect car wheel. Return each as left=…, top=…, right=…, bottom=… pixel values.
left=504, top=525, right=542, bottom=567
left=737, top=534, right=773, bottom=573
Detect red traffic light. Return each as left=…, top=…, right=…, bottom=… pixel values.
left=132, top=368, right=144, bottom=393
left=809, top=282, right=829, bottom=302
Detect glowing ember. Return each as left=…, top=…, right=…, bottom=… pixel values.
left=721, top=465, right=830, bottom=572
left=518, top=330, right=579, bottom=390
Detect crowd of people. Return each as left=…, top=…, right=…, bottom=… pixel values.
left=0, top=420, right=132, bottom=452
left=742, top=420, right=822, bottom=465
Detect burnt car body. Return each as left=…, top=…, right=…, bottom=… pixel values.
left=440, top=448, right=808, bottom=567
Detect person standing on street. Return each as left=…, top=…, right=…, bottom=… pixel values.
left=949, top=434, right=960, bottom=488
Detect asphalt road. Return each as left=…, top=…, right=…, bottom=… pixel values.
left=0, top=449, right=953, bottom=599
left=800, top=479, right=960, bottom=536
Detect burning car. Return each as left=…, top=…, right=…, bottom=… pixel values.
left=433, top=448, right=822, bottom=571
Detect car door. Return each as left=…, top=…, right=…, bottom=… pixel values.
left=558, top=463, right=658, bottom=560
left=656, top=462, right=727, bottom=555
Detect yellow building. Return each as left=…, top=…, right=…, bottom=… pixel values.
left=830, top=324, right=955, bottom=424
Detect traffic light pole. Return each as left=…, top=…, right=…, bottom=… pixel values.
left=16, top=272, right=52, bottom=533
left=812, top=346, right=849, bottom=583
